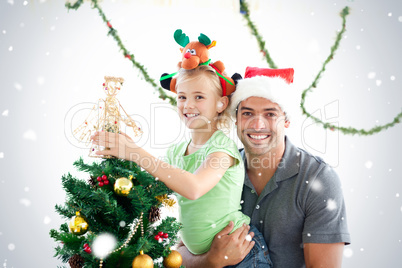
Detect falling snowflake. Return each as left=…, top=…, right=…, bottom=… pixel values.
left=92, top=233, right=117, bottom=259
left=376, top=80, right=382, bottom=86
left=388, top=12, right=392, bottom=16
left=2, top=110, right=9, bottom=116
left=343, top=248, right=353, bottom=258
left=399, top=16, right=402, bottom=22
left=7, top=0, right=13, bottom=5
left=245, top=234, right=252, bottom=241
left=23, top=1, right=28, bottom=5
left=24, top=187, right=29, bottom=192
left=224, top=256, right=228, bottom=260
left=8, top=244, right=15, bottom=251
left=365, top=161, right=373, bottom=169
left=23, top=129, right=37, bottom=141
left=14, top=83, right=22, bottom=91
left=356, top=45, right=361, bottom=50
left=20, top=198, right=31, bottom=207
left=37, top=76, right=45, bottom=85
left=311, top=180, right=322, bottom=192
left=8, top=46, right=13, bottom=52
left=0, top=152, right=4, bottom=159
left=326, top=199, right=337, bottom=211
left=44, top=216, right=51, bottom=225
left=390, top=76, right=396, bottom=81
left=307, top=233, right=311, bottom=237
left=396, top=193, right=400, bottom=198
left=119, top=221, right=126, bottom=227
left=211, top=223, right=216, bottom=228
left=367, top=72, right=376, bottom=79
left=360, top=248, right=364, bottom=252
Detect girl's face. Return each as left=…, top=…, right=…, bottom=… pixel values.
left=176, top=75, right=221, bottom=131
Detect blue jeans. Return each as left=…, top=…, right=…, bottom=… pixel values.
left=225, top=225, right=272, bottom=268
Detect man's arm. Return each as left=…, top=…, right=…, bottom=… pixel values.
left=304, top=243, right=344, bottom=268
left=177, top=222, right=255, bottom=268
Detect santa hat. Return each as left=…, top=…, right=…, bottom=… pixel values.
left=229, top=67, right=298, bottom=119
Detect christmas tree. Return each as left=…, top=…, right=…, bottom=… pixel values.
left=49, top=77, right=183, bottom=268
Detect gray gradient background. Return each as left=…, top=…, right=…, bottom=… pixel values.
left=0, top=0, right=401, bottom=267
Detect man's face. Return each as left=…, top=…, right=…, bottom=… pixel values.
left=236, top=97, right=289, bottom=157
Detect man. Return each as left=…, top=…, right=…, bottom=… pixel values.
left=177, top=67, right=351, bottom=267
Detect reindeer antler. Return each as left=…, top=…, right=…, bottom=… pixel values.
left=174, top=29, right=190, bottom=47
left=198, top=33, right=211, bottom=46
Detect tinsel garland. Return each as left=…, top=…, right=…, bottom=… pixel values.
left=239, top=0, right=277, bottom=69
left=240, top=2, right=401, bottom=135
left=299, top=7, right=402, bottom=135
left=66, top=0, right=401, bottom=135
left=65, top=0, right=176, bottom=106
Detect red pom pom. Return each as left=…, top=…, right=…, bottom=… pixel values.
left=98, top=181, right=104, bottom=187
left=154, top=235, right=161, bottom=241
left=101, top=175, right=108, bottom=181
left=104, top=180, right=109, bottom=185
left=158, top=231, right=164, bottom=236
left=163, top=233, right=169, bottom=238
left=97, top=176, right=102, bottom=182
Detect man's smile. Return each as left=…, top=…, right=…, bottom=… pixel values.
left=247, top=134, right=270, bottom=140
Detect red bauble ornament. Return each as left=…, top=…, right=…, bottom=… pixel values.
left=101, top=175, right=108, bottom=181
left=158, top=231, right=164, bottom=237
left=154, top=235, right=161, bottom=241
left=98, top=181, right=104, bottom=187
left=97, top=176, right=102, bottom=182
left=163, top=233, right=169, bottom=239
left=104, top=180, right=109, bottom=185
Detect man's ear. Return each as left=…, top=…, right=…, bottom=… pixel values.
left=217, top=96, right=229, bottom=113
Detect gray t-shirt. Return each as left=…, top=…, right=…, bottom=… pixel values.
left=240, top=137, right=350, bottom=268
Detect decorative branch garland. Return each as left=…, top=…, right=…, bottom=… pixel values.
left=66, top=0, right=401, bottom=135
left=240, top=1, right=401, bottom=135
left=66, top=0, right=176, bottom=106
left=239, top=0, right=277, bottom=69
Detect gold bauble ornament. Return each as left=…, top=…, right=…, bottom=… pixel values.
left=163, top=250, right=182, bottom=268
left=132, top=251, right=153, bottom=268
left=114, top=176, right=133, bottom=196
left=69, top=211, right=89, bottom=235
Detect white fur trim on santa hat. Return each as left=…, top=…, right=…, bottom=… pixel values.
left=229, top=76, right=300, bottom=119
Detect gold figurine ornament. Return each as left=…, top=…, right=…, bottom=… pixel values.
left=73, top=76, right=142, bottom=157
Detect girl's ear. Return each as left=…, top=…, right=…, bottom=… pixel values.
left=217, top=96, right=229, bottom=113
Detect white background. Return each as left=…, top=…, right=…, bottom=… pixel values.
left=0, top=0, right=401, bottom=267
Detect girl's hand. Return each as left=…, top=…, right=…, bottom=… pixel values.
left=90, top=131, right=138, bottom=160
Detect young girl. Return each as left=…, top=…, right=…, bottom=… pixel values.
left=91, top=65, right=272, bottom=267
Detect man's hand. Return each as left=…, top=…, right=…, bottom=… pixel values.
left=206, top=222, right=255, bottom=267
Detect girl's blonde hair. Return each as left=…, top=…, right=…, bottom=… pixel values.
left=175, top=65, right=232, bottom=132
